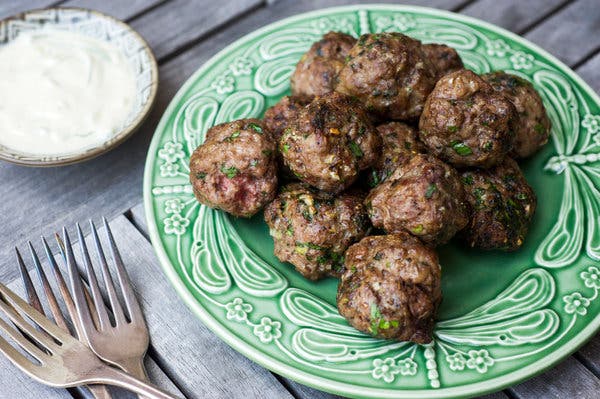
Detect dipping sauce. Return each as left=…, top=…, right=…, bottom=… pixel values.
left=0, top=29, right=136, bottom=156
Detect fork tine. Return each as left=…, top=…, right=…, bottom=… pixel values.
left=15, top=248, right=43, bottom=315
left=0, top=311, right=48, bottom=362
left=54, top=233, right=102, bottom=331
left=63, top=227, right=97, bottom=339
left=77, top=223, right=113, bottom=330
left=90, top=220, right=127, bottom=326
left=28, top=242, right=69, bottom=332
left=0, top=283, right=67, bottom=348
left=103, top=217, right=143, bottom=324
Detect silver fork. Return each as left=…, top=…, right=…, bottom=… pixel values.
left=65, top=219, right=151, bottom=384
left=16, top=241, right=113, bottom=399
left=0, top=282, right=177, bottom=398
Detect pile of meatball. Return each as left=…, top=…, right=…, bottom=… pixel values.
left=189, top=31, right=550, bottom=344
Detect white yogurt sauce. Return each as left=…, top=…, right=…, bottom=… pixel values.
left=0, top=29, right=136, bottom=156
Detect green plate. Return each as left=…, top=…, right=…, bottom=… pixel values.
left=144, top=5, right=600, bottom=398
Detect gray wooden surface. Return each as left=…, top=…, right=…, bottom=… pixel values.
left=0, top=0, right=599, bottom=398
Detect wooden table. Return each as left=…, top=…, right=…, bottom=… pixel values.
left=1, top=1, right=599, bottom=398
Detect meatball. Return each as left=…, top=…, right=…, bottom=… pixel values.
left=482, top=71, right=551, bottom=158
left=419, top=69, right=517, bottom=168
left=461, top=157, right=537, bottom=251
left=421, top=43, right=464, bottom=79
left=337, top=233, right=442, bottom=343
left=263, top=96, right=309, bottom=142
left=368, top=121, right=424, bottom=187
left=264, top=183, right=370, bottom=280
left=291, top=31, right=356, bottom=98
left=189, top=119, right=277, bottom=217
left=335, top=32, right=437, bottom=121
left=280, top=92, right=380, bottom=193
left=263, top=96, right=310, bottom=179
left=366, top=154, right=469, bottom=245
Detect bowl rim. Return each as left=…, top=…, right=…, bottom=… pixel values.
left=0, top=6, right=159, bottom=167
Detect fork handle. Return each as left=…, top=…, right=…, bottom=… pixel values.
left=93, top=365, right=179, bottom=399
left=87, top=384, right=113, bottom=399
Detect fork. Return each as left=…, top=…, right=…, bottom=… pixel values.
left=0, top=281, right=178, bottom=398
left=16, top=242, right=113, bottom=399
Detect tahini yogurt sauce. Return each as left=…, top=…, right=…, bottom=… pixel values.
left=0, top=29, right=136, bottom=156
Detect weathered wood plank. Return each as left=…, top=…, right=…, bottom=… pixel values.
left=95, top=215, right=293, bottom=399
left=461, top=0, right=567, bottom=33
left=579, top=335, right=600, bottom=377
left=522, top=0, right=600, bottom=67
left=0, top=0, right=59, bottom=19
left=128, top=0, right=264, bottom=60
left=61, top=0, right=166, bottom=21
left=576, top=52, right=600, bottom=94
left=509, top=356, right=600, bottom=399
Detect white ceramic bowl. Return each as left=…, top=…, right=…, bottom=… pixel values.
left=0, top=7, right=159, bottom=166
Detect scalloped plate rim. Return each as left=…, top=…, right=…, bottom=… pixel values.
left=143, top=4, right=600, bottom=398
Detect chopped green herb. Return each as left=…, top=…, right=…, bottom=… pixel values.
left=516, top=192, right=528, bottom=200
left=463, top=175, right=474, bottom=185
left=282, top=144, right=290, bottom=153
left=250, top=159, right=258, bottom=167
left=350, top=265, right=357, bottom=273
left=349, top=141, right=363, bottom=158
left=345, top=55, right=351, bottom=63
left=301, top=209, right=313, bottom=222
left=195, top=172, right=207, bottom=180
left=247, top=122, right=263, bottom=134
left=369, top=170, right=380, bottom=187
left=373, top=252, right=384, bottom=261
left=534, top=123, right=546, bottom=134
left=296, top=242, right=327, bottom=251
left=412, top=224, right=424, bottom=234
left=358, top=125, right=366, bottom=135
left=404, top=141, right=412, bottom=150
left=483, top=141, right=493, bottom=151
left=286, top=225, right=294, bottom=236
left=447, top=125, right=458, bottom=133
left=220, top=165, right=239, bottom=178
left=465, top=99, right=474, bottom=107
left=450, top=140, right=473, bottom=156
left=425, top=183, right=437, bottom=199
left=262, top=149, right=273, bottom=156
left=223, top=131, right=241, bottom=142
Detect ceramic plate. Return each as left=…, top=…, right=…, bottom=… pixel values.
left=144, top=5, right=600, bottom=398
left=0, top=7, right=158, bottom=166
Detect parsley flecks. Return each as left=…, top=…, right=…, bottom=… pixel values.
left=425, top=183, right=437, bottom=199
left=349, top=141, right=363, bottom=158
left=516, top=192, right=528, bottom=200
left=250, top=159, right=258, bottom=167
left=450, top=140, right=473, bottom=156
left=248, top=122, right=263, bottom=134
left=447, top=125, right=458, bottom=133
left=534, top=123, right=546, bottom=134
left=262, top=149, right=273, bottom=156
left=282, top=144, right=290, bottom=153
left=195, top=172, right=207, bottom=180
left=412, top=224, right=424, bottom=234
left=220, top=165, right=239, bottom=178
left=224, top=131, right=241, bottom=142
left=463, top=175, right=474, bottom=185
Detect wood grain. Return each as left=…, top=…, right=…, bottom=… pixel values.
left=576, top=52, right=600, bottom=94
left=0, top=0, right=58, bottom=19
left=61, top=0, right=166, bottom=20
left=509, top=356, right=600, bottom=399
left=461, top=0, right=568, bottom=33
left=522, top=0, right=600, bottom=66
